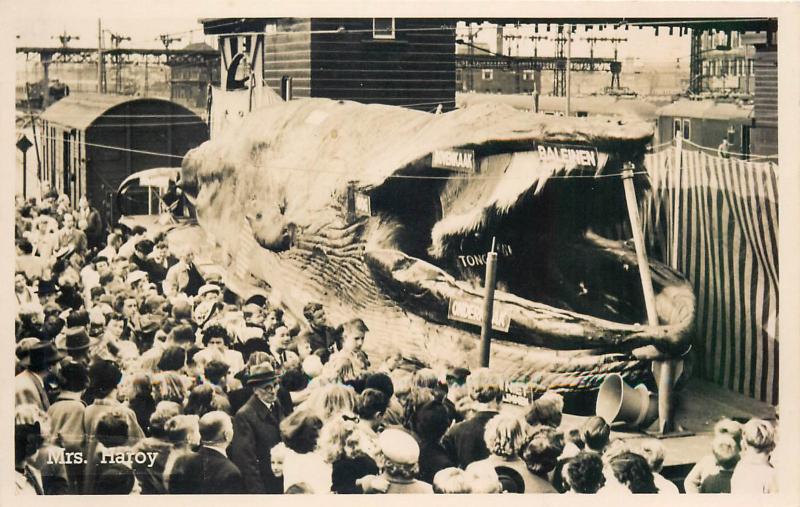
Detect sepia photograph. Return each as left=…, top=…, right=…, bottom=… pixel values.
left=5, top=0, right=798, bottom=502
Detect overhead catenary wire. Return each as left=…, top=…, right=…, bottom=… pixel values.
left=23, top=129, right=654, bottom=181
left=23, top=130, right=185, bottom=159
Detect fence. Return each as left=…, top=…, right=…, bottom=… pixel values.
left=643, top=139, right=779, bottom=404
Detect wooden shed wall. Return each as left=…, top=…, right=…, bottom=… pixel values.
left=308, top=18, right=456, bottom=111
left=751, top=46, right=777, bottom=156
left=265, top=19, right=312, bottom=98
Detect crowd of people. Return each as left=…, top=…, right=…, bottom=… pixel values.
left=14, top=189, right=779, bottom=495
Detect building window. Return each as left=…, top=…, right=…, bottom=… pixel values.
left=673, top=118, right=691, bottom=140
left=482, top=69, right=493, bottom=80
left=373, top=18, right=395, bottom=39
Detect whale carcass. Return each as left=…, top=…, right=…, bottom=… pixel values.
left=181, top=98, right=695, bottom=394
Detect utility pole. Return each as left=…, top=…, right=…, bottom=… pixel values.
left=160, top=34, right=181, bottom=100
left=503, top=32, right=524, bottom=93
left=527, top=35, right=548, bottom=58
left=583, top=36, right=627, bottom=89
left=552, top=27, right=567, bottom=97
left=159, top=34, right=181, bottom=50
left=97, top=19, right=106, bottom=93
left=108, top=32, right=131, bottom=94
left=565, top=24, right=572, bottom=116
left=583, top=37, right=628, bottom=66
left=44, top=30, right=79, bottom=107
left=55, top=30, right=80, bottom=48
left=528, top=35, right=547, bottom=110
left=689, top=28, right=703, bottom=94
left=503, top=33, right=523, bottom=57
left=465, top=24, right=482, bottom=92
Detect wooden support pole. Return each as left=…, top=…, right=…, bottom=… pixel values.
left=480, top=238, right=498, bottom=367
left=565, top=24, right=572, bottom=116
left=621, top=162, right=677, bottom=434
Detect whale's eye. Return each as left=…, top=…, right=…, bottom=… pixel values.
left=255, top=212, right=263, bottom=220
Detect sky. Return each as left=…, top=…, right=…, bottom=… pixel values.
left=8, top=0, right=730, bottom=65
left=11, top=14, right=690, bottom=60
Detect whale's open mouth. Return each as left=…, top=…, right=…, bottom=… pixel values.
left=361, top=144, right=694, bottom=356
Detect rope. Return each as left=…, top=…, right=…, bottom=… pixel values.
left=24, top=129, right=655, bottom=182
left=681, top=137, right=777, bottom=160
left=22, top=130, right=185, bottom=159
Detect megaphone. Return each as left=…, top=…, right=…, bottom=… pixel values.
left=595, top=374, right=659, bottom=430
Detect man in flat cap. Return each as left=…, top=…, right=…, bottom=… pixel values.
left=229, top=362, right=286, bottom=494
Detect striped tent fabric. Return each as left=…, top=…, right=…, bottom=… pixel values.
left=643, top=146, right=779, bottom=404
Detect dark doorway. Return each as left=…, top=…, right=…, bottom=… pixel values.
left=63, top=131, right=71, bottom=198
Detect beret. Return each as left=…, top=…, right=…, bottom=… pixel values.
left=378, top=428, right=419, bottom=465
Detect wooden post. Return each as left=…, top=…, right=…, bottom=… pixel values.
left=532, top=67, right=541, bottom=113
left=480, top=238, right=498, bottom=367
left=22, top=150, right=28, bottom=198
left=671, top=130, right=683, bottom=269
left=565, top=24, right=572, bottom=116
left=621, top=162, right=676, bottom=433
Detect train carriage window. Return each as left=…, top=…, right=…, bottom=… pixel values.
left=373, top=18, right=395, bottom=39
left=673, top=119, right=681, bottom=138
left=682, top=119, right=691, bottom=140
left=482, top=69, right=494, bottom=81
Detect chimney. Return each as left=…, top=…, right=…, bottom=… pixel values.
left=496, top=25, right=504, bottom=56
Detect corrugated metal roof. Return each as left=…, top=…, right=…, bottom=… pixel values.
left=39, top=93, right=134, bottom=130
left=457, top=93, right=660, bottom=120
left=39, top=93, right=202, bottom=131
left=656, top=99, right=753, bottom=121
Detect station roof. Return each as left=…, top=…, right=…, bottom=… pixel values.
left=656, top=99, right=754, bottom=121
left=200, top=17, right=777, bottom=35
left=39, top=93, right=202, bottom=131
left=457, top=92, right=661, bottom=120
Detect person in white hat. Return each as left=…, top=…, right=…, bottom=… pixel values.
left=377, top=428, right=433, bottom=494
left=194, top=284, right=223, bottom=327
